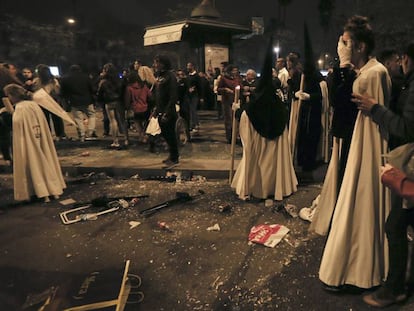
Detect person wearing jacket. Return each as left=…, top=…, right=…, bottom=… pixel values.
left=0, top=64, right=21, bottom=166
left=97, top=63, right=125, bottom=148
left=381, top=164, right=414, bottom=205
left=124, top=71, right=151, bottom=143
left=153, top=55, right=179, bottom=168
left=217, top=64, right=242, bottom=144
left=353, top=41, right=414, bottom=308
left=60, top=64, right=96, bottom=141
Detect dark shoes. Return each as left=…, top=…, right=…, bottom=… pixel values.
left=363, top=286, right=407, bottom=308
left=321, top=283, right=344, bottom=293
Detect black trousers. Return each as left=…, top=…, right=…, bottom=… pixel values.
left=385, top=193, right=414, bottom=294
left=159, top=115, right=179, bottom=162
left=42, top=109, right=65, bottom=137
left=0, top=113, right=12, bottom=161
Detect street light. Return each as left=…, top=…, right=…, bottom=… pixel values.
left=318, top=59, right=323, bottom=69
left=274, top=46, right=280, bottom=59
left=67, top=18, right=76, bottom=25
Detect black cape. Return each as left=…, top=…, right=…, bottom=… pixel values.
left=246, top=36, right=288, bottom=139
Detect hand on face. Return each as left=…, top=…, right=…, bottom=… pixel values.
left=337, top=34, right=352, bottom=68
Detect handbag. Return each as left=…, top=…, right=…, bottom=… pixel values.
left=384, top=143, right=414, bottom=179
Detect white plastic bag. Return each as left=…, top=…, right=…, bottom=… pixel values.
left=145, top=117, right=161, bottom=136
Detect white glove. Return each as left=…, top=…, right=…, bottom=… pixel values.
left=337, top=35, right=352, bottom=68
left=295, top=91, right=310, bottom=101
left=232, top=101, right=240, bottom=111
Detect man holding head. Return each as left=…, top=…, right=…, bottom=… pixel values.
left=353, top=42, right=414, bottom=308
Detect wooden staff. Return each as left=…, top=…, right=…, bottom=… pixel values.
left=229, top=85, right=240, bottom=184
left=289, top=73, right=305, bottom=160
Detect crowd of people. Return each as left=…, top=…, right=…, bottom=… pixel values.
left=1, top=13, right=414, bottom=308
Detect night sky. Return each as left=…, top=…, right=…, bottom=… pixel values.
left=3, top=0, right=342, bottom=40
left=3, top=0, right=319, bottom=27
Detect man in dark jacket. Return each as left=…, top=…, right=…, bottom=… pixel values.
left=185, top=62, right=201, bottom=134
left=354, top=42, right=414, bottom=308
left=153, top=55, right=179, bottom=168
left=60, top=64, right=96, bottom=141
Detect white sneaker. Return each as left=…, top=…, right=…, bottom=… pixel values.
left=299, top=207, right=316, bottom=222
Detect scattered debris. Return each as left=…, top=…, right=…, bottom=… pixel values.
left=206, top=223, right=221, bottom=231
left=68, top=172, right=112, bottom=184
left=218, top=204, right=232, bottom=213
left=59, top=204, right=118, bottom=224
left=191, top=175, right=206, bottom=182
left=284, top=204, right=299, bottom=218
left=74, top=194, right=148, bottom=208
left=139, top=190, right=205, bottom=217
left=264, top=199, right=274, bottom=208
left=157, top=221, right=173, bottom=232
left=248, top=224, right=290, bottom=248
left=59, top=198, right=76, bottom=206
left=299, top=195, right=319, bottom=222
left=210, top=276, right=224, bottom=290
left=129, top=221, right=141, bottom=229
left=283, top=233, right=301, bottom=248
left=21, top=286, right=58, bottom=310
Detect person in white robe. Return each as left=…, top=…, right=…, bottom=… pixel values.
left=318, top=15, right=392, bottom=290
left=304, top=35, right=359, bottom=233
left=231, top=36, right=298, bottom=201
left=3, top=84, right=66, bottom=202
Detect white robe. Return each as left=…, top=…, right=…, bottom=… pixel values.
left=309, top=137, right=343, bottom=235
left=231, top=112, right=298, bottom=201
left=319, top=58, right=391, bottom=289
left=13, top=100, right=66, bottom=201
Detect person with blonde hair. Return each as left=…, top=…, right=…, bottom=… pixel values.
left=138, top=66, right=156, bottom=87
left=3, top=83, right=66, bottom=202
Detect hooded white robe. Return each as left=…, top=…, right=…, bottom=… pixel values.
left=13, top=100, right=66, bottom=201
left=319, top=58, right=391, bottom=289
left=231, top=111, right=298, bottom=201
left=309, top=137, right=342, bottom=235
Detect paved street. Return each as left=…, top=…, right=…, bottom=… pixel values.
left=0, top=110, right=413, bottom=310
